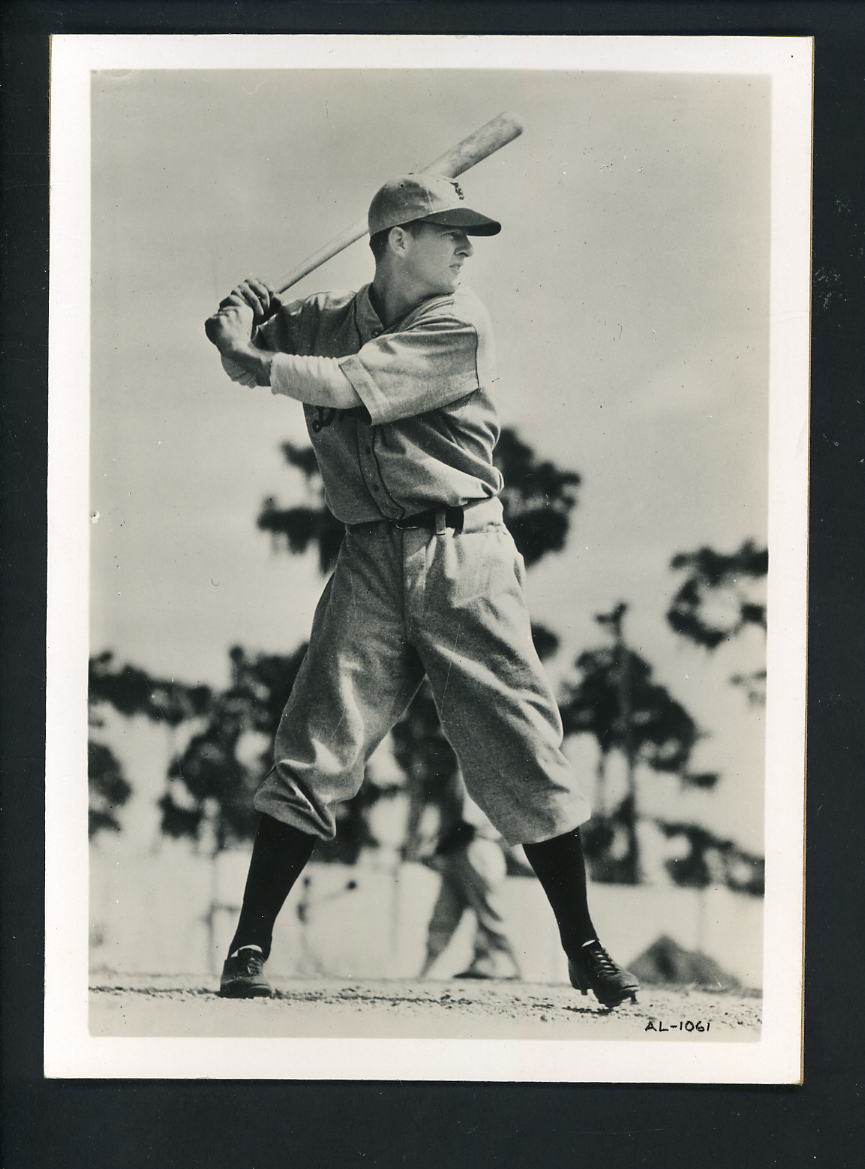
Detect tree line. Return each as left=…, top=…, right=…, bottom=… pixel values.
left=89, top=426, right=766, bottom=895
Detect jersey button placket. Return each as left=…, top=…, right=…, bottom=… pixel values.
left=359, top=431, right=377, bottom=495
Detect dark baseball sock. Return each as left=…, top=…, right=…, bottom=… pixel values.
left=227, top=814, right=316, bottom=962
left=522, top=827, right=598, bottom=957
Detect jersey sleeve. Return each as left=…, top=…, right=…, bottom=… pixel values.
left=337, top=294, right=497, bottom=426
left=252, top=295, right=307, bottom=354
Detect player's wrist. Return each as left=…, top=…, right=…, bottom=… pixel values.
left=228, top=343, right=274, bottom=387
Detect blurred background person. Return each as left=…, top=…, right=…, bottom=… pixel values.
left=410, top=769, right=522, bottom=981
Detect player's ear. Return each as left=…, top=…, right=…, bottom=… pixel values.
left=389, top=226, right=411, bottom=256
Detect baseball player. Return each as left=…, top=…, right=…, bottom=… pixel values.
left=416, top=779, right=522, bottom=982
left=204, top=172, right=639, bottom=1009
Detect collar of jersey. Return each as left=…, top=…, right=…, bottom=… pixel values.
left=355, top=284, right=386, bottom=341
left=356, top=282, right=466, bottom=340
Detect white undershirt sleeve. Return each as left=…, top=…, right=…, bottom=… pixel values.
left=221, top=354, right=258, bottom=386
left=269, top=353, right=361, bottom=409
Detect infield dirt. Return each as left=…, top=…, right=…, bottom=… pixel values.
left=90, top=974, right=761, bottom=1041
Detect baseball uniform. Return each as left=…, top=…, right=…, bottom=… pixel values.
left=213, top=173, right=638, bottom=1010
left=245, top=281, right=591, bottom=847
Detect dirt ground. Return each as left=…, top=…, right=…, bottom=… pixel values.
left=90, top=974, right=761, bottom=1041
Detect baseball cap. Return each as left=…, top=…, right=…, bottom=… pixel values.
left=368, top=173, right=501, bottom=237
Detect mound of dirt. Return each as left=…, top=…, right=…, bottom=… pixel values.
left=629, top=934, right=741, bottom=989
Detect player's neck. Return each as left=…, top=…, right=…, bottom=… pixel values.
left=370, top=269, right=432, bottom=329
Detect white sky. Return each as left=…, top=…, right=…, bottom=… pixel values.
left=88, top=65, right=772, bottom=850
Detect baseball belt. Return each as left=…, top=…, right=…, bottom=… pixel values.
left=346, top=498, right=492, bottom=536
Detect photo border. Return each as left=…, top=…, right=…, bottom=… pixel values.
left=44, top=31, right=810, bottom=1084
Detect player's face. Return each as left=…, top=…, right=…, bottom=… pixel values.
left=403, top=223, right=474, bottom=295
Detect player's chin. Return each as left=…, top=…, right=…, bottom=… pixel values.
left=423, top=272, right=461, bottom=297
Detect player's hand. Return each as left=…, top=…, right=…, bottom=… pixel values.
left=218, top=277, right=277, bottom=323
left=204, top=302, right=255, bottom=355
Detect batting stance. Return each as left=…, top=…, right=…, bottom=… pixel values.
left=204, top=172, right=639, bottom=1009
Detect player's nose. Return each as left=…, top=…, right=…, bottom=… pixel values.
left=456, top=234, right=473, bottom=258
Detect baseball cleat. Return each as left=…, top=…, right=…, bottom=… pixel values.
left=219, top=947, right=273, bottom=998
left=568, top=941, right=639, bottom=1010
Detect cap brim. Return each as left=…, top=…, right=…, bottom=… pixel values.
left=420, top=208, right=502, bottom=236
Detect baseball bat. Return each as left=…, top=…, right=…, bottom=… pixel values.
left=271, top=111, right=524, bottom=295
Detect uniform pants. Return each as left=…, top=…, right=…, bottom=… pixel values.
left=254, top=497, right=591, bottom=846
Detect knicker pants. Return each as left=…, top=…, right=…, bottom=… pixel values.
left=254, top=497, right=591, bottom=846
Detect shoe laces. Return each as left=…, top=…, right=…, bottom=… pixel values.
left=582, top=942, right=617, bottom=976
left=235, top=947, right=264, bottom=974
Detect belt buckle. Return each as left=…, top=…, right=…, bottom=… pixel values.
left=394, top=515, right=423, bottom=530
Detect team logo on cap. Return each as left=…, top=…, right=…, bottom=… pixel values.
left=450, top=180, right=465, bottom=200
